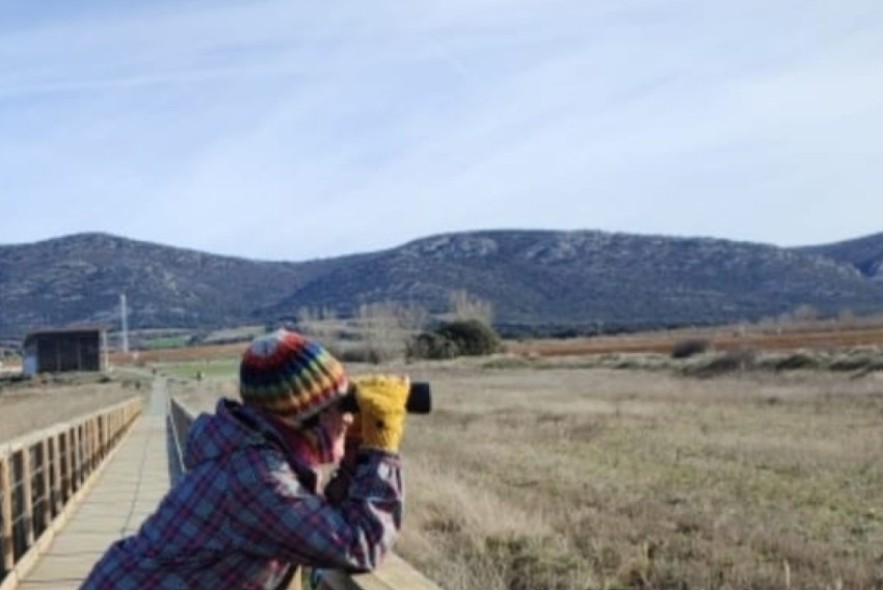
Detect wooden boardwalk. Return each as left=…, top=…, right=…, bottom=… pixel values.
left=9, top=380, right=443, bottom=590
left=16, top=381, right=171, bottom=589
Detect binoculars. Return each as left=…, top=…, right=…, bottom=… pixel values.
left=339, top=381, right=432, bottom=415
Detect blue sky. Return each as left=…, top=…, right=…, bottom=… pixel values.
left=1, top=0, right=882, bottom=261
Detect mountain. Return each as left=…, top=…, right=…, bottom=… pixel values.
left=1, top=230, right=882, bottom=340
left=0, top=233, right=354, bottom=337
left=797, top=232, right=883, bottom=282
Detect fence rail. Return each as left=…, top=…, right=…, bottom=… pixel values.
left=0, top=397, right=142, bottom=586
left=168, top=397, right=442, bottom=590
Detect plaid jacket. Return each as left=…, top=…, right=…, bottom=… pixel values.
left=81, top=399, right=403, bottom=589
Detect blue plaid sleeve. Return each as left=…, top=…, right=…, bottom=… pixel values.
left=225, top=446, right=403, bottom=572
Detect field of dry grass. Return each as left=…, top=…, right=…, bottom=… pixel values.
left=0, top=373, right=148, bottom=443
left=5, top=322, right=883, bottom=589
left=171, top=355, right=883, bottom=590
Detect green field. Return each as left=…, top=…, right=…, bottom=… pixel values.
left=159, top=359, right=239, bottom=380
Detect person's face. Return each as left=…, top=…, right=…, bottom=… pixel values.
left=318, top=403, right=354, bottom=464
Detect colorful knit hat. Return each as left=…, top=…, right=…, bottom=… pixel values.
left=239, top=329, right=349, bottom=424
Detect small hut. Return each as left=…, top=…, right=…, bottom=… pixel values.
left=22, top=327, right=108, bottom=376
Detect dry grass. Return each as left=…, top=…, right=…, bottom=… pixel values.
left=0, top=373, right=148, bottom=443
left=174, top=358, right=883, bottom=590
left=10, top=325, right=883, bottom=589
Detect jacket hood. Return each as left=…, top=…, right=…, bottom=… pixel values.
left=183, top=398, right=288, bottom=470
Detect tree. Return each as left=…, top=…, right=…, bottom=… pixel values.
left=792, top=304, right=819, bottom=323
left=448, top=290, right=494, bottom=325
left=295, top=306, right=339, bottom=345
left=357, top=301, right=429, bottom=363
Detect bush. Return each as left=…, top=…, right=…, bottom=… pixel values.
left=774, top=352, right=822, bottom=371
left=407, top=319, right=501, bottom=360
left=336, top=346, right=383, bottom=364
left=683, top=348, right=756, bottom=377
left=828, top=352, right=881, bottom=372
left=671, top=338, right=711, bottom=359
left=407, top=332, right=460, bottom=360
left=435, top=320, right=501, bottom=357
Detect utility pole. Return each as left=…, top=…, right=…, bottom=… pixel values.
left=120, top=293, right=129, bottom=354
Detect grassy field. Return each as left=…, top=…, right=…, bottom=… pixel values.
left=0, top=373, right=148, bottom=442
left=169, top=353, right=883, bottom=590
left=5, top=325, right=883, bottom=589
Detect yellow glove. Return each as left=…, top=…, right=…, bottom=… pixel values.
left=352, top=374, right=409, bottom=453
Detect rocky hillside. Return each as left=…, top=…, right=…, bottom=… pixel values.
left=0, top=233, right=356, bottom=337
left=1, top=230, right=882, bottom=339
left=798, top=232, right=883, bottom=282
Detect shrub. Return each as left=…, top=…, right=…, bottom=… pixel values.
left=683, top=348, right=756, bottom=377
left=435, top=320, right=501, bottom=357
left=671, top=338, right=711, bottom=359
left=336, top=346, right=383, bottom=364
left=407, top=332, right=460, bottom=361
left=828, top=352, right=882, bottom=372
left=774, top=352, right=822, bottom=371
left=407, top=319, right=501, bottom=360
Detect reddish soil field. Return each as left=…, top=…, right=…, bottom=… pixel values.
left=507, top=326, right=883, bottom=357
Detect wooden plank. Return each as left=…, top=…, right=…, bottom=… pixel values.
left=311, top=554, right=443, bottom=590
left=1, top=456, right=13, bottom=571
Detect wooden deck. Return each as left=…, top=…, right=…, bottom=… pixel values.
left=14, top=382, right=171, bottom=589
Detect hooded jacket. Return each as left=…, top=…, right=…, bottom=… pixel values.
left=81, top=399, right=403, bottom=590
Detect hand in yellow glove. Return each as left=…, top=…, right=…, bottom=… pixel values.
left=351, top=374, right=409, bottom=453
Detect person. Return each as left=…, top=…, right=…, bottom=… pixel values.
left=82, top=329, right=409, bottom=589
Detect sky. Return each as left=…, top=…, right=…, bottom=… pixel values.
left=1, top=0, right=882, bottom=262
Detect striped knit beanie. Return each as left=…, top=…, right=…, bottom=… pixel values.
left=239, top=329, right=349, bottom=424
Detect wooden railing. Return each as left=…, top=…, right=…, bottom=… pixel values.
left=168, top=397, right=443, bottom=590
left=0, top=398, right=142, bottom=586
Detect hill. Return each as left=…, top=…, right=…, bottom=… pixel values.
left=1, top=230, right=882, bottom=339
left=798, top=232, right=883, bottom=281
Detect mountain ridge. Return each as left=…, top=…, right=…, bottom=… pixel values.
left=1, top=229, right=882, bottom=340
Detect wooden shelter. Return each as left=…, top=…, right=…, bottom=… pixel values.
left=21, top=328, right=107, bottom=376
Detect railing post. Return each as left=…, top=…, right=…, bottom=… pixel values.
left=38, top=440, right=51, bottom=532
left=73, top=426, right=82, bottom=491
left=1, top=455, right=13, bottom=572
left=85, top=420, right=94, bottom=473
left=103, top=414, right=108, bottom=454
left=61, top=428, right=74, bottom=502
left=50, top=434, right=62, bottom=517
left=20, top=449, right=34, bottom=549
left=81, top=422, right=89, bottom=477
